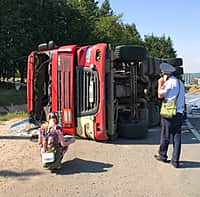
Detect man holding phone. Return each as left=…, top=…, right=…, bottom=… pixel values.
left=155, top=63, right=185, bottom=168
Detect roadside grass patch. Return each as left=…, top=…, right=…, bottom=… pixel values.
left=0, top=111, right=28, bottom=121
left=0, top=83, right=26, bottom=106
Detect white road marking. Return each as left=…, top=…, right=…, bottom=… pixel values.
left=186, top=119, right=200, bottom=142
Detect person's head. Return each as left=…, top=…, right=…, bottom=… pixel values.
left=160, top=62, right=176, bottom=78
left=48, top=112, right=58, bottom=124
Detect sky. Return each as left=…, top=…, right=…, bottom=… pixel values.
left=98, top=0, right=200, bottom=73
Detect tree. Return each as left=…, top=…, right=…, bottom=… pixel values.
left=0, top=0, right=88, bottom=81
left=93, top=15, right=122, bottom=44
left=93, top=15, right=143, bottom=46
left=66, top=0, right=99, bottom=44
left=144, top=34, right=176, bottom=58
left=0, top=0, right=178, bottom=83
left=98, top=0, right=113, bottom=16
left=120, top=23, right=143, bottom=45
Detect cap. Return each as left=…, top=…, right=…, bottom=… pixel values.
left=160, top=63, right=176, bottom=73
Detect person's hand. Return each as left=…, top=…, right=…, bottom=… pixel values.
left=158, top=77, right=164, bottom=88
left=157, top=76, right=165, bottom=99
left=163, top=74, right=168, bottom=82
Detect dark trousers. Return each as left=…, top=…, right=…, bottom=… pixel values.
left=159, top=113, right=183, bottom=163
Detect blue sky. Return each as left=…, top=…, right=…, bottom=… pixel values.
left=98, top=0, right=200, bottom=73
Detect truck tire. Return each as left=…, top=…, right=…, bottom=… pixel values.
left=138, top=107, right=149, bottom=127
left=148, top=104, right=160, bottom=127
left=118, top=121, right=148, bottom=139
left=164, top=58, right=183, bottom=67
left=175, top=67, right=184, bottom=75
left=48, top=41, right=57, bottom=50
left=148, top=57, right=155, bottom=76
left=38, top=43, right=48, bottom=51
left=114, top=45, right=147, bottom=62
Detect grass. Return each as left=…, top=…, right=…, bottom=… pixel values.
left=0, top=82, right=26, bottom=106
left=0, top=111, right=28, bottom=121
left=0, top=82, right=27, bottom=121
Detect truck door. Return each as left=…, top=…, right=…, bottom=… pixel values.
left=27, top=52, right=34, bottom=113
left=76, top=44, right=108, bottom=141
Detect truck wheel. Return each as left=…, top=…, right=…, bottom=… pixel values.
left=118, top=121, right=148, bottom=139
left=38, top=43, right=48, bottom=51
left=48, top=40, right=57, bottom=49
left=175, top=67, right=184, bottom=75
left=114, top=45, right=147, bottom=62
left=148, top=104, right=160, bottom=127
left=164, top=58, right=183, bottom=67
left=138, top=107, right=149, bottom=127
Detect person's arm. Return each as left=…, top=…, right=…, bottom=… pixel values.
left=57, top=130, right=75, bottom=147
left=157, top=77, right=165, bottom=99
left=38, top=127, right=43, bottom=145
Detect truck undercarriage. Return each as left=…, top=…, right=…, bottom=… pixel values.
left=105, top=45, right=183, bottom=139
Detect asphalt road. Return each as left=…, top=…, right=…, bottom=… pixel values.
left=188, top=115, right=200, bottom=132
left=0, top=118, right=200, bottom=197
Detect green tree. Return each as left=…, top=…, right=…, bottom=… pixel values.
left=0, top=0, right=21, bottom=81
left=0, top=0, right=178, bottom=83
left=93, top=15, right=143, bottom=45
left=98, top=0, right=113, bottom=16
left=120, top=23, right=143, bottom=45
left=144, top=34, right=176, bottom=58
left=0, top=0, right=88, bottom=81
left=66, top=0, right=99, bottom=44
left=93, top=15, right=122, bottom=44
left=93, top=0, right=142, bottom=45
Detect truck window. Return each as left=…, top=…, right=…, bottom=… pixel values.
left=76, top=66, right=99, bottom=116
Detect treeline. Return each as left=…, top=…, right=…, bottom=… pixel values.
left=0, top=0, right=176, bottom=83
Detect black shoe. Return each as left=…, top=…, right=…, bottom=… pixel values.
left=154, top=155, right=168, bottom=163
left=170, top=161, right=179, bottom=168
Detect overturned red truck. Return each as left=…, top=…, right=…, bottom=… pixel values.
left=27, top=41, right=183, bottom=141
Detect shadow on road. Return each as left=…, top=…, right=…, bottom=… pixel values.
left=0, top=169, right=42, bottom=178
left=180, top=160, right=200, bottom=168
left=108, top=125, right=200, bottom=145
left=53, top=157, right=113, bottom=175
left=109, top=130, right=160, bottom=145
left=0, top=135, right=31, bottom=140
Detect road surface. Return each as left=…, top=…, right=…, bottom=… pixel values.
left=0, top=118, right=200, bottom=197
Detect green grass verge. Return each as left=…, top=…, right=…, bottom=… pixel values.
left=0, top=111, right=28, bottom=121
left=0, top=83, right=26, bottom=106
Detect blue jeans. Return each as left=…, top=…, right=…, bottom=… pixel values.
left=159, top=113, right=183, bottom=163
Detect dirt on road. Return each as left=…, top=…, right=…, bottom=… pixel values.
left=0, top=118, right=200, bottom=197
